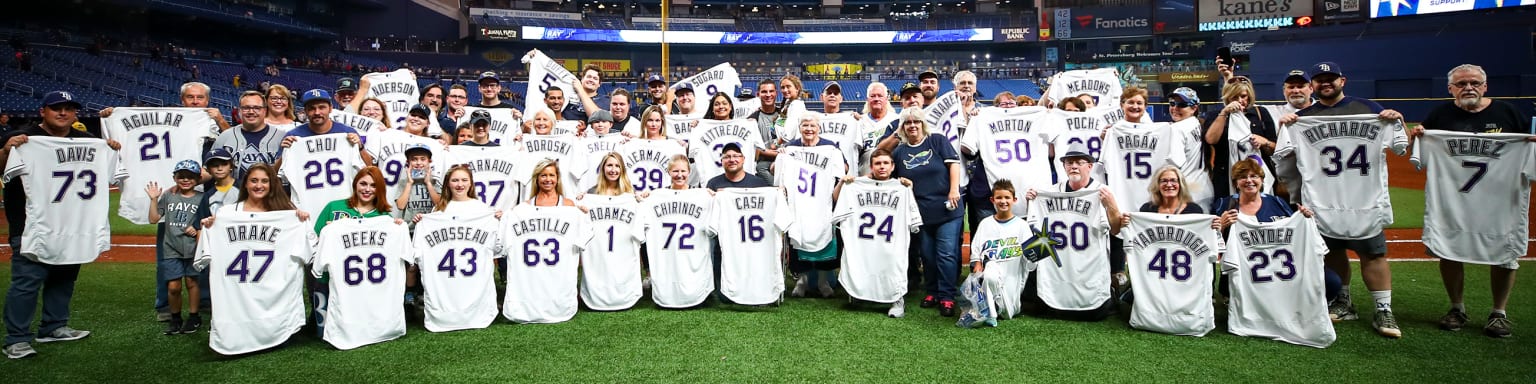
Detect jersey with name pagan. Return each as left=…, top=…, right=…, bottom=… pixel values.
left=413, top=211, right=503, bottom=332
left=3, top=137, right=119, bottom=264
left=969, top=215, right=1039, bottom=319
left=832, top=178, right=924, bottom=304
left=1411, top=131, right=1536, bottom=266
left=457, top=106, right=519, bottom=145
left=1101, top=121, right=1183, bottom=213
left=195, top=208, right=314, bottom=355
left=1046, top=68, right=1124, bottom=107
left=516, top=134, right=586, bottom=200
left=1223, top=215, right=1335, bottom=348
left=449, top=145, right=529, bottom=211
left=578, top=194, right=645, bottom=310
left=1031, top=189, right=1112, bottom=311
left=500, top=205, right=592, bottom=323
left=690, top=118, right=765, bottom=183
left=576, top=134, right=628, bottom=193
left=815, top=111, right=862, bottom=175
left=620, top=139, right=687, bottom=193
left=1275, top=114, right=1407, bottom=239
left=961, top=106, right=1057, bottom=200
left=103, top=107, right=214, bottom=224
left=707, top=187, right=794, bottom=305
left=1120, top=212, right=1221, bottom=337
left=312, top=216, right=412, bottom=350
left=775, top=145, right=846, bottom=252
left=641, top=188, right=717, bottom=308
left=279, top=134, right=364, bottom=217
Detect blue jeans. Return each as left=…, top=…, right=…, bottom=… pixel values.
left=917, top=215, right=963, bottom=301
left=5, top=240, right=82, bottom=346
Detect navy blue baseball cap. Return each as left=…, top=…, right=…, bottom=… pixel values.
left=1283, top=69, right=1309, bottom=83
left=173, top=159, right=202, bottom=175
left=408, top=103, right=431, bottom=118
left=1310, top=62, right=1343, bottom=79
left=479, top=71, right=500, bottom=84
left=646, top=74, right=666, bottom=85
left=300, top=89, right=333, bottom=108
left=41, top=91, right=82, bottom=109
left=336, top=78, right=357, bottom=92
left=404, top=143, right=432, bottom=158
left=204, top=148, right=233, bottom=164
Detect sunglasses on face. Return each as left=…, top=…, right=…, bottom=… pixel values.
left=1169, top=101, right=1196, bottom=108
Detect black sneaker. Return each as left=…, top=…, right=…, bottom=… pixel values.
left=939, top=300, right=956, bottom=317
left=1485, top=313, right=1513, bottom=338
left=1438, top=308, right=1470, bottom=331
left=181, top=315, right=202, bottom=334
left=165, top=317, right=183, bottom=336
left=920, top=295, right=938, bottom=308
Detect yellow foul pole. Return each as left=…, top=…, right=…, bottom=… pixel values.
left=660, top=1, right=669, bottom=86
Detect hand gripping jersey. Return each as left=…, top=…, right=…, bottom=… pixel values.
left=856, top=111, right=902, bottom=175
left=641, top=189, right=717, bottom=308
left=103, top=107, right=214, bottom=224
left=921, top=91, right=967, bottom=154
left=1276, top=114, right=1407, bottom=239
left=195, top=208, right=314, bottom=355
left=371, top=133, right=446, bottom=220
left=576, top=134, right=627, bottom=193
left=667, top=114, right=702, bottom=140
left=516, top=134, right=587, bottom=200
left=833, top=178, right=923, bottom=303
left=775, top=146, right=846, bottom=252
left=579, top=194, right=645, bottom=310
left=1045, top=108, right=1111, bottom=185
left=690, top=119, right=765, bottom=182
left=969, top=216, right=1038, bottom=319
left=1031, top=189, right=1112, bottom=311
left=961, top=106, right=1057, bottom=200
left=1224, top=215, right=1335, bottom=348
left=1411, top=131, right=1536, bottom=266
left=815, top=111, right=863, bottom=175
left=620, top=139, right=687, bottom=193
left=328, top=109, right=387, bottom=133
left=457, top=106, right=519, bottom=145
left=1169, top=118, right=1214, bottom=208
left=707, top=187, right=794, bottom=305
left=1225, top=112, right=1276, bottom=194
left=673, top=62, right=742, bottom=113
left=3, top=137, right=119, bottom=264
left=1102, top=121, right=1183, bottom=212
left=312, top=216, right=412, bottom=350
left=360, top=69, right=420, bottom=127
left=412, top=211, right=503, bottom=332
left=522, top=50, right=578, bottom=115
left=1045, top=68, right=1124, bottom=107
left=500, top=205, right=592, bottom=323
left=1120, top=212, right=1222, bottom=336
left=450, top=145, right=530, bottom=211
left=280, top=134, right=364, bottom=217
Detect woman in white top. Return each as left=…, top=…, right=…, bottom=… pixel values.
left=265, top=84, right=299, bottom=130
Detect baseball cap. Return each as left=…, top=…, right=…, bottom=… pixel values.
left=469, top=109, right=492, bottom=126
left=41, top=91, right=82, bottom=109
left=918, top=70, right=939, bottom=81
left=204, top=148, right=233, bottom=164
left=336, top=78, right=357, bottom=92
left=646, top=74, right=666, bottom=85
left=674, top=82, right=694, bottom=94
left=899, top=82, right=921, bottom=96
left=587, top=109, right=614, bottom=124
left=1168, top=87, right=1200, bottom=105
left=404, top=143, right=432, bottom=159
left=738, top=87, right=754, bottom=99
left=408, top=103, right=431, bottom=118
left=173, top=159, right=202, bottom=175
left=300, top=89, right=333, bottom=108
left=1310, top=62, right=1342, bottom=79
left=823, top=81, right=841, bottom=95
left=720, top=142, right=742, bottom=155
left=479, top=71, right=500, bottom=84
left=71, top=121, right=87, bottom=132
left=1060, top=141, right=1095, bottom=163
left=1284, top=69, right=1309, bottom=83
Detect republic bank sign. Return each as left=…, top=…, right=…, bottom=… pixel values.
left=1198, top=0, right=1315, bottom=31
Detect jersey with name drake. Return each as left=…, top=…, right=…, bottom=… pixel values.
left=1120, top=212, right=1222, bottom=337
left=3, top=136, right=121, bottom=264
left=312, top=216, right=412, bottom=350
left=708, top=187, right=794, bottom=305
left=1223, top=215, right=1335, bottom=348
left=104, top=107, right=215, bottom=224
left=1411, top=131, right=1536, bottom=267
left=195, top=208, right=314, bottom=355
left=501, top=205, right=593, bottom=323
left=280, top=135, right=365, bottom=216
left=1275, top=114, right=1407, bottom=239
left=413, top=211, right=503, bottom=332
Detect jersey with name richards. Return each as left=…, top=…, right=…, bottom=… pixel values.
left=1275, top=114, right=1407, bottom=239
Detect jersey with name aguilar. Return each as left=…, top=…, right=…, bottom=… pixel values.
left=103, top=107, right=214, bottom=224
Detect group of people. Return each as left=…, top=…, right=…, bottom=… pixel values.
left=2, top=53, right=1532, bottom=358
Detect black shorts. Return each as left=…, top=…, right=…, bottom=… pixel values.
left=1322, top=233, right=1388, bottom=257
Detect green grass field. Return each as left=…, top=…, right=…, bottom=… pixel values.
left=2, top=262, right=1532, bottom=382
left=1387, top=187, right=1425, bottom=229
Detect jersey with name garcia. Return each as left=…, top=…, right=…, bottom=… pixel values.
left=833, top=178, right=924, bottom=303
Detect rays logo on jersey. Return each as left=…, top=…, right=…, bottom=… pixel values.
left=902, top=149, right=933, bottom=169
left=1021, top=219, right=1062, bottom=266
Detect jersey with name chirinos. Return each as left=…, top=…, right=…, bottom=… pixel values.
left=775, top=145, right=847, bottom=252
left=361, top=69, right=420, bottom=128
left=312, top=216, right=411, bottom=350
left=1102, top=121, right=1183, bottom=213
left=413, top=211, right=503, bottom=332
left=1276, top=114, right=1407, bottom=239
left=279, top=134, right=365, bottom=217
left=620, top=139, right=687, bottom=193
left=1031, top=189, right=1112, bottom=311
left=578, top=194, right=645, bottom=310
left=1224, top=215, right=1335, bottom=348
left=449, top=145, right=529, bottom=211
left=961, top=106, right=1057, bottom=202
left=641, top=188, right=717, bottom=308
left=969, top=215, right=1038, bottom=319
left=1411, top=131, right=1536, bottom=266
left=103, top=107, right=214, bottom=224
left=1045, top=108, right=1112, bottom=185
left=815, top=111, right=863, bottom=175
left=833, top=178, right=924, bottom=304
left=516, top=134, right=586, bottom=200
left=576, top=134, right=628, bottom=193
left=1120, top=212, right=1222, bottom=337
left=196, top=208, right=314, bottom=355
left=500, top=205, right=592, bottom=323
left=690, top=118, right=765, bottom=183
left=3, top=136, right=120, bottom=264
left=707, top=187, right=794, bottom=305
left=1046, top=68, right=1123, bottom=107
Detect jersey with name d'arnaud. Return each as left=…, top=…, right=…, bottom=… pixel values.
left=642, top=188, right=716, bottom=308
left=1276, top=114, right=1407, bottom=239
left=1412, top=131, right=1536, bottom=266
left=1121, top=212, right=1222, bottom=337
left=313, top=216, right=412, bottom=350
left=501, top=205, right=592, bottom=323
left=833, top=178, right=924, bottom=303
left=1031, top=189, right=1112, bottom=311
left=280, top=134, right=364, bottom=218
left=3, top=136, right=119, bottom=264
left=104, top=107, right=214, bottom=224
left=1224, top=215, right=1335, bottom=348
left=196, top=208, right=314, bottom=355
left=579, top=194, right=645, bottom=311
left=450, top=145, right=529, bottom=212
left=708, top=187, right=793, bottom=305
left=413, top=211, right=503, bottom=332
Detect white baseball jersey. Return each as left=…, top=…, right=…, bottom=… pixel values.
left=969, top=216, right=1039, bottom=319
left=522, top=50, right=578, bottom=115
left=412, top=211, right=503, bottom=332
left=329, top=109, right=387, bottom=133
left=500, top=205, right=592, bottom=324
left=1045, top=108, right=1111, bottom=185
left=312, top=216, right=412, bottom=350
left=776, top=99, right=808, bottom=142
left=361, top=69, right=420, bottom=128
left=815, top=111, right=862, bottom=175
left=516, top=134, right=586, bottom=200
left=775, top=145, right=846, bottom=252
left=961, top=106, right=1057, bottom=201
left=2, top=137, right=119, bottom=264
left=1412, top=131, right=1536, bottom=266
left=641, top=188, right=717, bottom=308
left=371, top=133, right=446, bottom=220
left=1102, top=121, right=1183, bottom=212
left=707, top=187, right=794, bottom=305
left=457, top=106, right=519, bottom=145
left=103, top=107, right=214, bottom=224
left=832, top=178, right=923, bottom=303
left=1275, top=114, right=1407, bottom=239
left=450, top=145, right=529, bottom=211
left=1224, top=215, right=1335, bottom=348
left=921, top=91, right=966, bottom=154
left=195, top=208, right=314, bottom=355
left=667, top=114, right=701, bottom=139
left=1044, top=68, right=1123, bottom=107
left=734, top=97, right=761, bottom=121
left=620, top=139, right=687, bottom=193
left=552, top=120, right=582, bottom=136
left=1120, top=212, right=1221, bottom=337
left=855, top=111, right=901, bottom=175
left=576, top=134, right=627, bottom=193
left=578, top=194, right=645, bottom=310
left=1031, top=188, right=1112, bottom=311
left=690, top=119, right=765, bottom=182
left=673, top=62, right=742, bottom=113
left=279, top=134, right=364, bottom=216
left=1225, top=112, right=1276, bottom=194
left=1169, top=118, right=1214, bottom=208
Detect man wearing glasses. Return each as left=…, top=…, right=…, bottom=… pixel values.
left=440, top=85, right=470, bottom=136
left=705, top=143, right=769, bottom=190
left=212, top=91, right=288, bottom=182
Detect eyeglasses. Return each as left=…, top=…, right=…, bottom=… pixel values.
left=1168, top=101, right=1196, bottom=108
left=1158, top=178, right=1180, bottom=184
left=448, top=94, right=467, bottom=99
left=1062, top=159, right=1091, bottom=166
left=239, top=106, right=266, bottom=111
left=1451, top=81, right=1485, bottom=89
left=721, top=154, right=745, bottom=160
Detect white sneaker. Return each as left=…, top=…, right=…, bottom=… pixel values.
left=641, top=277, right=652, bottom=291
left=887, top=301, right=906, bottom=318
left=817, top=276, right=834, bottom=298
left=35, top=327, right=90, bottom=343
left=791, top=274, right=808, bottom=297
left=4, top=342, right=37, bottom=359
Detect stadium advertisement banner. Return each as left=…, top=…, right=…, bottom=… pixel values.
left=1371, top=0, right=1534, bottom=18
left=1052, top=6, right=1154, bottom=38
left=994, top=27, right=1039, bottom=42
left=1158, top=71, right=1221, bottom=83
left=1318, top=0, right=1365, bottom=20
left=1199, top=0, right=1315, bottom=31
left=1153, top=0, right=1198, bottom=34
left=477, top=27, right=520, bottom=41
left=520, top=27, right=994, bottom=45
left=581, top=59, right=631, bottom=73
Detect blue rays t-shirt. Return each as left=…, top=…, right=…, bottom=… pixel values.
left=892, top=133, right=964, bottom=224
